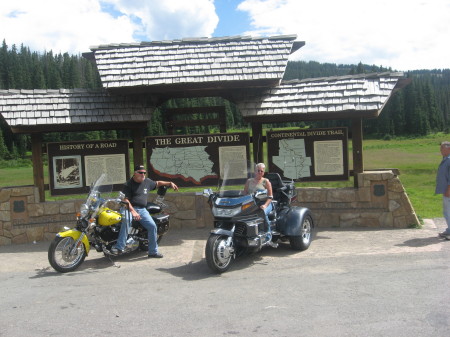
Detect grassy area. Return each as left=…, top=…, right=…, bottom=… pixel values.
left=0, top=133, right=447, bottom=218
left=360, top=135, right=446, bottom=219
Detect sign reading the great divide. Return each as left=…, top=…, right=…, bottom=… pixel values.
left=267, top=127, right=349, bottom=182
left=146, top=133, right=250, bottom=187
left=47, top=140, right=130, bottom=196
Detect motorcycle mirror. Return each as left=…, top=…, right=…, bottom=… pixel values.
left=203, top=188, right=213, bottom=197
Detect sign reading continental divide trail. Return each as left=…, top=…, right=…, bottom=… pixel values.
left=146, top=133, right=250, bottom=187
left=267, top=127, right=348, bottom=182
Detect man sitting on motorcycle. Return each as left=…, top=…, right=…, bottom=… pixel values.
left=243, top=163, right=277, bottom=247
left=111, top=165, right=178, bottom=258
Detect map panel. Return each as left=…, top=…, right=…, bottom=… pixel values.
left=272, top=138, right=312, bottom=179
left=146, top=133, right=249, bottom=187
left=267, top=128, right=348, bottom=182
left=150, top=146, right=214, bottom=184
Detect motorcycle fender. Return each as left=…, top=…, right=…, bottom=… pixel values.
left=210, top=228, right=233, bottom=237
left=276, top=206, right=312, bottom=236
left=57, top=229, right=91, bottom=254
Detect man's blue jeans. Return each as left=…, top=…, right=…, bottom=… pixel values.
left=115, top=207, right=158, bottom=254
left=443, top=196, right=450, bottom=234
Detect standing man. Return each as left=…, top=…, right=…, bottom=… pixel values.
left=435, top=142, right=450, bottom=237
left=112, top=165, right=178, bottom=258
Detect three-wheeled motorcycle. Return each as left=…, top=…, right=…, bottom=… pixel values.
left=203, top=162, right=314, bottom=273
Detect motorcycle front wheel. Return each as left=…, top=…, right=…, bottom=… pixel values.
left=48, top=236, right=86, bottom=273
left=205, top=234, right=233, bottom=273
left=289, top=214, right=313, bottom=251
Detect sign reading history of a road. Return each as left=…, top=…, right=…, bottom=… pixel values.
left=146, top=133, right=250, bottom=187
left=267, top=127, right=348, bottom=181
left=47, top=140, right=130, bottom=195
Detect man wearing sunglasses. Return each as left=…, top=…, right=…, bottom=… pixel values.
left=111, top=165, right=178, bottom=258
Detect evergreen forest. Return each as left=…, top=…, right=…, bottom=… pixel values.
left=0, top=40, right=449, bottom=162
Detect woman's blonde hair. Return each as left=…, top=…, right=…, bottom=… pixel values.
left=255, top=163, right=265, bottom=171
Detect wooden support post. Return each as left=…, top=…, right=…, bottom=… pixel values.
left=166, top=116, right=174, bottom=135
left=352, top=118, right=364, bottom=188
left=31, top=133, right=45, bottom=202
left=251, top=123, right=263, bottom=163
left=219, top=109, right=227, bottom=133
left=132, top=128, right=145, bottom=169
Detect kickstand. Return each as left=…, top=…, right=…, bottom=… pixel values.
left=108, top=255, right=121, bottom=268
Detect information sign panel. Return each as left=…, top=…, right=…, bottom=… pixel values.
left=146, top=133, right=250, bottom=187
left=267, top=128, right=348, bottom=181
left=47, top=140, right=129, bottom=195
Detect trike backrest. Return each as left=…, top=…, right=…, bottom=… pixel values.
left=265, top=173, right=285, bottom=202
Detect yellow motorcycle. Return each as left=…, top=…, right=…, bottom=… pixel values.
left=48, top=173, right=170, bottom=273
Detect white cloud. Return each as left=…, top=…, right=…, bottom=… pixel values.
left=107, top=0, right=218, bottom=40
left=1, top=0, right=447, bottom=70
left=0, top=0, right=135, bottom=54
left=0, top=0, right=218, bottom=54
left=238, top=0, right=450, bottom=70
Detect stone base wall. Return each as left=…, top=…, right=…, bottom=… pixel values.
left=0, top=186, right=86, bottom=246
left=296, top=171, right=420, bottom=228
left=0, top=170, right=419, bottom=246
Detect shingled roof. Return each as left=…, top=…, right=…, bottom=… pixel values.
left=87, top=35, right=304, bottom=94
left=0, top=35, right=409, bottom=135
left=237, top=72, right=410, bottom=121
left=0, top=89, right=153, bottom=133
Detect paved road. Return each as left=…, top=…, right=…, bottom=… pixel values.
left=0, top=219, right=449, bottom=337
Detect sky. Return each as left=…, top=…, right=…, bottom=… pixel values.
left=0, top=0, right=449, bottom=71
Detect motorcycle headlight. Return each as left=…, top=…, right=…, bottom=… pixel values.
left=213, top=206, right=241, bottom=217
left=80, top=204, right=89, bottom=217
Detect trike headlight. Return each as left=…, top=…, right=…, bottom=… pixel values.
left=212, top=206, right=241, bottom=217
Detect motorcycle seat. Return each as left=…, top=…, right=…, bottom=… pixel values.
left=146, top=202, right=162, bottom=214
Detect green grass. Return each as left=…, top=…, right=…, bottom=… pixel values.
left=359, top=135, right=446, bottom=219
left=0, top=133, right=447, bottom=218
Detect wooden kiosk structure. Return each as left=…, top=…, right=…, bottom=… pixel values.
left=0, top=35, right=418, bottom=235
left=1, top=35, right=409, bottom=195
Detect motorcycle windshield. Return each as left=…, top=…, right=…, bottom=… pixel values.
left=218, top=160, right=255, bottom=197
left=85, top=173, right=114, bottom=209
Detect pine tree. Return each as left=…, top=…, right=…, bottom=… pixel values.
left=0, top=40, right=7, bottom=89
left=18, top=44, right=32, bottom=88
left=0, top=128, right=10, bottom=160
left=69, top=56, right=81, bottom=88
left=423, top=79, right=444, bottom=132
left=62, top=53, right=72, bottom=88
left=32, top=52, right=46, bottom=88
left=387, top=91, right=405, bottom=136
left=356, top=62, right=365, bottom=74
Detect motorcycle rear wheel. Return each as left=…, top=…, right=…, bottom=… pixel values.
left=48, top=236, right=86, bottom=273
left=289, top=214, right=313, bottom=251
left=205, top=234, right=233, bottom=273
